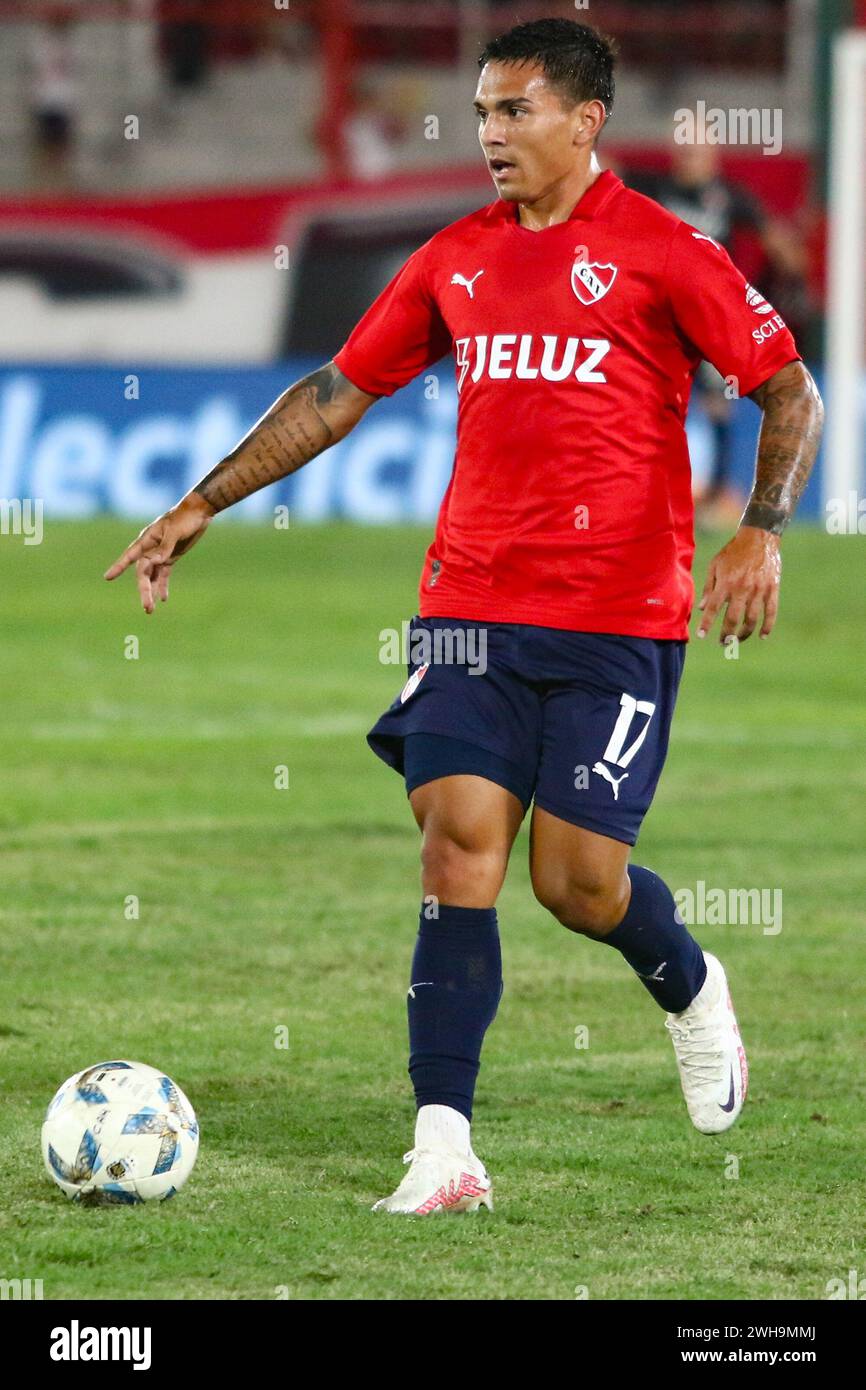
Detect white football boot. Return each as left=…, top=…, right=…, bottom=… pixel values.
left=665, top=952, right=749, bottom=1134
left=372, top=1104, right=493, bottom=1215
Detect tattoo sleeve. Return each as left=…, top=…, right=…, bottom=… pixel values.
left=742, top=361, right=824, bottom=535
left=192, top=362, right=377, bottom=512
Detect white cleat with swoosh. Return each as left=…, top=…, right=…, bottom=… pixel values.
left=665, top=953, right=748, bottom=1134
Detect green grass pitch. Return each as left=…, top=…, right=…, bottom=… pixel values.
left=0, top=519, right=863, bottom=1300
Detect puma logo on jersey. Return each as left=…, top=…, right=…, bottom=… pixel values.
left=592, top=762, right=629, bottom=799
left=454, top=334, right=610, bottom=392
left=451, top=270, right=485, bottom=298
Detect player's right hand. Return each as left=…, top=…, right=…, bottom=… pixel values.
left=103, top=493, right=215, bottom=614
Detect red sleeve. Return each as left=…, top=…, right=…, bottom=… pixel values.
left=333, top=241, right=452, bottom=398
left=664, top=220, right=801, bottom=396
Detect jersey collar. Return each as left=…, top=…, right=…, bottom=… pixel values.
left=501, top=168, right=623, bottom=228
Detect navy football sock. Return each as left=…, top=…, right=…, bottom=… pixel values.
left=601, top=865, right=706, bottom=1013
left=407, top=904, right=503, bottom=1123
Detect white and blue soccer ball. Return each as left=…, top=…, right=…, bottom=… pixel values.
left=41, top=1059, right=199, bottom=1204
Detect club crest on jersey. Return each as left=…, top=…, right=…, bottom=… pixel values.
left=400, top=663, right=429, bottom=704
left=571, top=259, right=617, bottom=305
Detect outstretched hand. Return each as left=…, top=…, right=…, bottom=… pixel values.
left=103, top=494, right=215, bottom=614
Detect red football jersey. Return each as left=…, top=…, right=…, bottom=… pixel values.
left=334, top=170, right=800, bottom=639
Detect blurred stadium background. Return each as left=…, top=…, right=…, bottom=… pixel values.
left=0, top=0, right=863, bottom=526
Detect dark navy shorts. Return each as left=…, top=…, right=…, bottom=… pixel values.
left=367, top=617, right=686, bottom=846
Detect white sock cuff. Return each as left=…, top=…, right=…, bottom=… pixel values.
left=415, top=1104, right=471, bottom=1155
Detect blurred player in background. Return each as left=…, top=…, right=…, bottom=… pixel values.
left=29, top=5, right=78, bottom=189
left=105, top=19, right=823, bottom=1216
left=628, top=140, right=813, bottom=529
left=340, top=79, right=411, bottom=180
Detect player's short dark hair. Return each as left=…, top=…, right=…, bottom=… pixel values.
left=478, top=18, right=617, bottom=119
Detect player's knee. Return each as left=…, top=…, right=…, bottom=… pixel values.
left=533, top=869, right=628, bottom=936
left=421, top=832, right=504, bottom=906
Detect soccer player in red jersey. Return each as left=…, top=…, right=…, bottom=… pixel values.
left=106, top=20, right=824, bottom=1215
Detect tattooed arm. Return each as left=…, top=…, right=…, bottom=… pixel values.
left=104, top=363, right=379, bottom=612
left=697, top=360, right=824, bottom=643
left=192, top=361, right=378, bottom=512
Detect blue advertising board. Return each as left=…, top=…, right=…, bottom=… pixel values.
left=0, top=360, right=825, bottom=522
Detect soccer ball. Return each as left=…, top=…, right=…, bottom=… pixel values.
left=41, top=1059, right=199, bottom=1204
